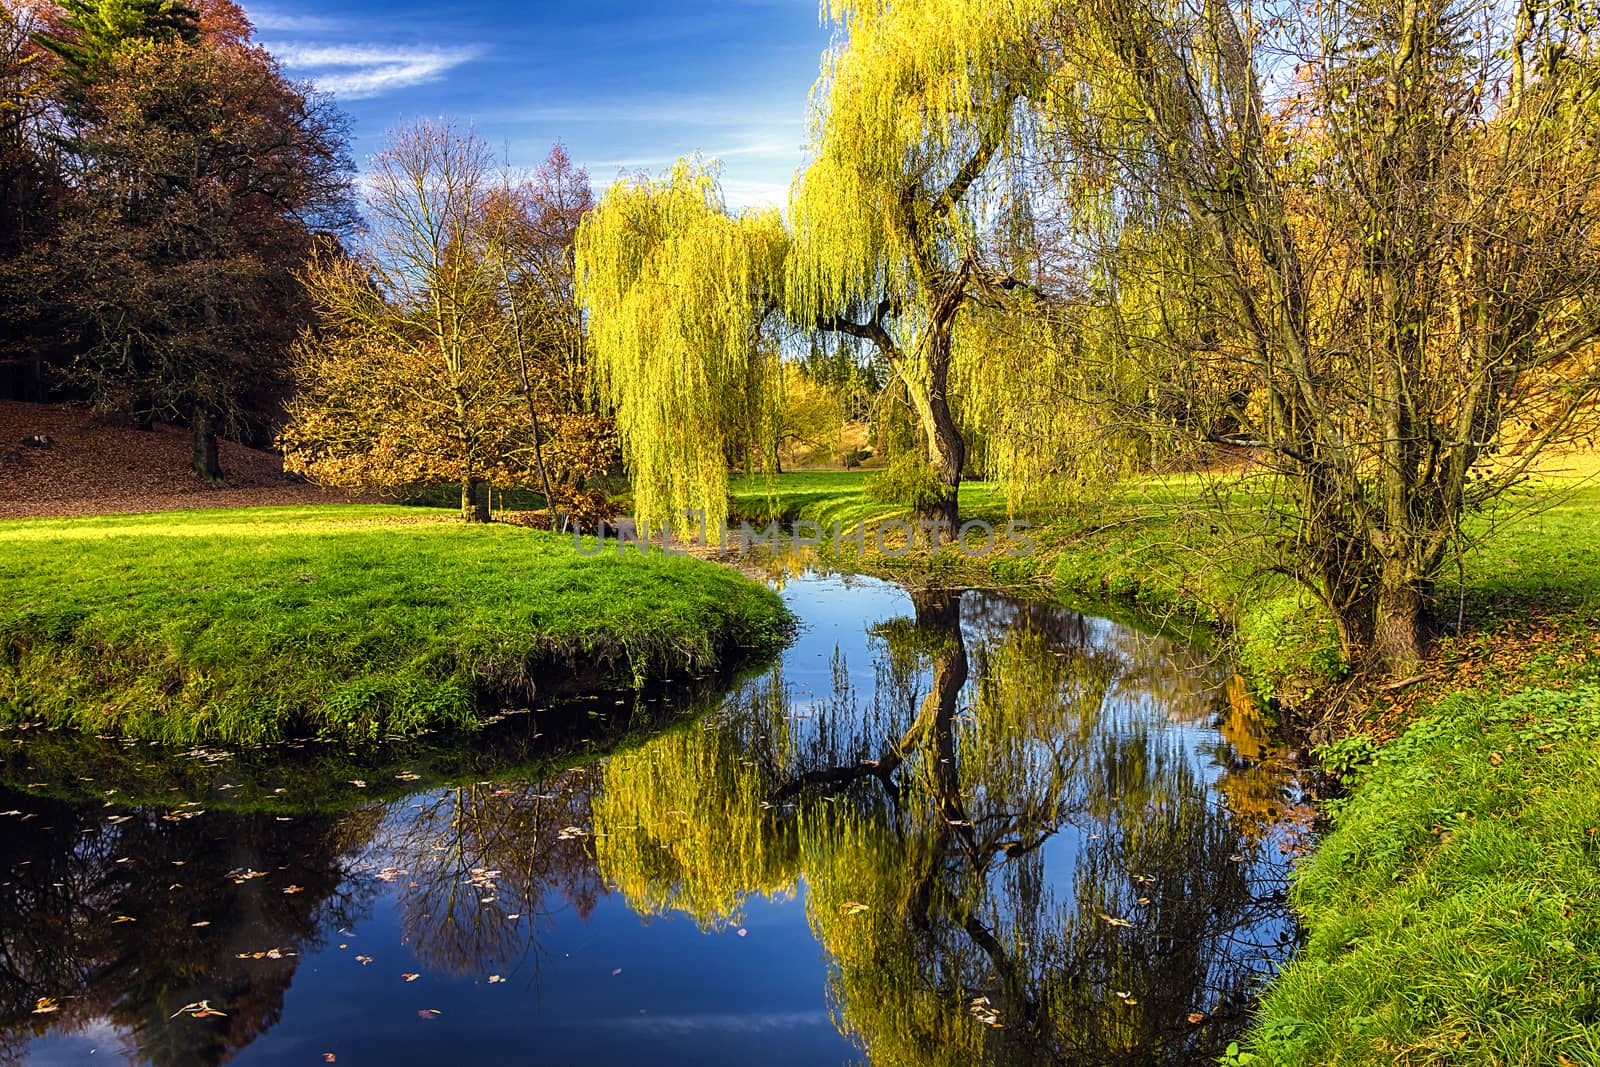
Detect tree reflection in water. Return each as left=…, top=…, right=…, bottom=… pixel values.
left=378, top=769, right=607, bottom=979
left=0, top=793, right=379, bottom=1067
left=594, top=588, right=1306, bottom=1065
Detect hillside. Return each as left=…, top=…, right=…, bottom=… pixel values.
left=0, top=402, right=366, bottom=519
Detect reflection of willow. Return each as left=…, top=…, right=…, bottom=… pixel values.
left=592, top=678, right=801, bottom=926
left=0, top=794, right=380, bottom=1067
left=378, top=769, right=606, bottom=978
left=595, top=589, right=1299, bottom=1065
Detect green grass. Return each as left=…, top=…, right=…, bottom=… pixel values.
left=1235, top=687, right=1600, bottom=1067
left=0, top=505, right=793, bottom=746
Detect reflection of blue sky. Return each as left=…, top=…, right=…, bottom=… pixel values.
left=242, top=0, right=833, bottom=208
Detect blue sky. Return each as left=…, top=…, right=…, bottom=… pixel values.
left=242, top=1, right=836, bottom=208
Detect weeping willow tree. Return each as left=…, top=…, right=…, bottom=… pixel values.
left=574, top=159, right=787, bottom=533
left=1036, top=0, right=1600, bottom=672
left=785, top=0, right=1066, bottom=533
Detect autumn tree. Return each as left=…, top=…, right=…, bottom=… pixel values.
left=282, top=123, right=610, bottom=521
left=22, top=0, right=351, bottom=477
left=0, top=1, right=59, bottom=399
left=481, top=144, right=614, bottom=527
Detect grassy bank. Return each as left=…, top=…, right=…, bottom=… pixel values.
left=0, top=506, right=793, bottom=745
left=1236, top=687, right=1600, bottom=1066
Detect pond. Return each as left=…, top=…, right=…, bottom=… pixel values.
left=0, top=569, right=1312, bottom=1066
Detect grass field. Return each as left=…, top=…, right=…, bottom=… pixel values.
left=0, top=506, right=793, bottom=745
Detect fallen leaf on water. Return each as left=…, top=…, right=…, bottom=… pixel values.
left=112, top=916, right=136, bottom=924
left=736, top=928, right=748, bottom=938
left=841, top=902, right=870, bottom=915
left=1188, top=1012, right=1207, bottom=1024
left=402, top=973, right=420, bottom=983
left=611, top=968, right=623, bottom=977
left=1099, top=914, right=1133, bottom=928
left=417, top=1009, right=442, bottom=1021
left=488, top=975, right=503, bottom=984
left=395, top=773, right=421, bottom=782
left=322, top=1055, right=336, bottom=1064
left=171, top=1000, right=227, bottom=1019
left=348, top=780, right=367, bottom=789
left=32, top=997, right=59, bottom=1015
left=283, top=885, right=304, bottom=894
left=191, top=921, right=211, bottom=928
left=355, top=955, right=373, bottom=965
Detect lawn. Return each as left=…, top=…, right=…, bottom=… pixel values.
left=0, top=505, right=793, bottom=745
left=1238, top=686, right=1600, bottom=1066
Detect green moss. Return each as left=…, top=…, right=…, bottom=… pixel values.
left=0, top=505, right=793, bottom=745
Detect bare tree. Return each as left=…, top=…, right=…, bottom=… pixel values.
left=1055, top=0, right=1600, bottom=672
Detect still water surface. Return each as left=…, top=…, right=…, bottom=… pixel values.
left=0, top=570, right=1311, bottom=1065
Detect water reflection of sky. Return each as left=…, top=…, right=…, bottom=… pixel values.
left=5, top=571, right=1309, bottom=1066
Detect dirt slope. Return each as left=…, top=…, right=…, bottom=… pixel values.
left=0, top=402, right=369, bottom=519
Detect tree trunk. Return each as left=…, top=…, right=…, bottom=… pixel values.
left=191, top=407, right=222, bottom=482
left=1370, top=556, right=1428, bottom=676
left=918, top=330, right=965, bottom=542
left=461, top=475, right=489, bottom=523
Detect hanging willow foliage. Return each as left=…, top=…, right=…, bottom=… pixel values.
left=779, top=0, right=1070, bottom=526
left=786, top=0, right=1055, bottom=325
left=574, top=159, right=787, bottom=533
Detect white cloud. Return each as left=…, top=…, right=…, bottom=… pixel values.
left=244, top=7, right=348, bottom=33
left=269, top=43, right=484, bottom=99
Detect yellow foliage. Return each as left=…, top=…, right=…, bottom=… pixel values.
left=575, top=159, right=788, bottom=532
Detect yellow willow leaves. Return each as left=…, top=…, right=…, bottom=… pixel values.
left=589, top=679, right=799, bottom=926
left=575, top=159, right=787, bottom=533
left=786, top=0, right=1058, bottom=327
